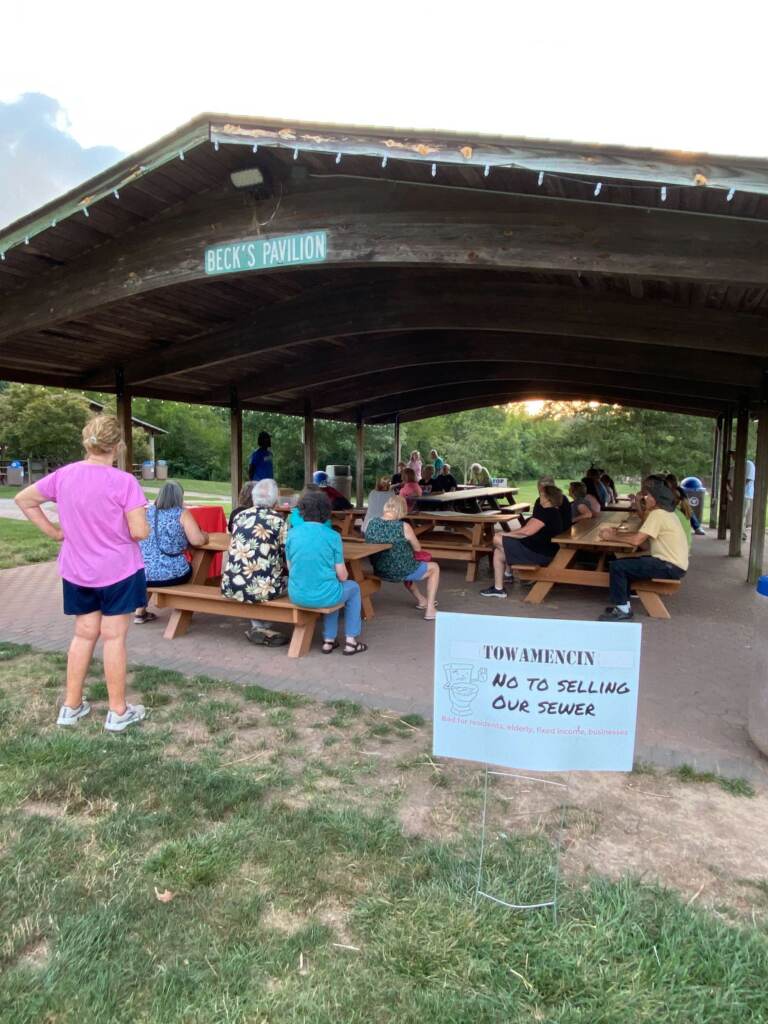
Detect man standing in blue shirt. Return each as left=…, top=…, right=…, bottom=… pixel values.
left=248, top=432, right=274, bottom=482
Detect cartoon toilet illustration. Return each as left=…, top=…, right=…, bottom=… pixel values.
left=443, top=663, right=487, bottom=716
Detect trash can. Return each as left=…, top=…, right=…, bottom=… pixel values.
left=6, top=460, right=24, bottom=486
left=325, top=464, right=352, bottom=500
left=155, top=460, right=168, bottom=481
left=748, top=578, right=768, bottom=756
left=141, top=460, right=155, bottom=480
left=680, top=475, right=706, bottom=515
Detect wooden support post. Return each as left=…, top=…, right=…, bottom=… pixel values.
left=748, top=400, right=768, bottom=584
left=709, top=415, right=723, bottom=529
left=229, top=387, right=243, bottom=509
left=355, top=414, right=365, bottom=508
left=393, top=414, right=401, bottom=472
left=717, top=411, right=733, bottom=540
left=146, top=432, right=156, bottom=465
left=115, top=367, right=132, bottom=472
left=729, top=403, right=749, bottom=557
left=303, top=400, right=315, bottom=487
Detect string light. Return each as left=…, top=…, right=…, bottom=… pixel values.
left=727, top=187, right=736, bottom=202
left=537, top=171, right=544, bottom=186
left=179, top=150, right=185, bottom=160
left=83, top=206, right=91, bottom=217
left=484, top=164, right=490, bottom=177
left=213, top=140, right=219, bottom=151
left=660, top=187, right=667, bottom=202
left=293, top=147, right=299, bottom=159
left=335, top=152, right=342, bottom=164
left=431, top=163, right=437, bottom=177
left=113, top=189, right=119, bottom=200
left=381, top=155, right=388, bottom=167
left=252, top=143, right=258, bottom=153
left=0, top=251, right=4, bottom=261
left=594, top=182, right=602, bottom=197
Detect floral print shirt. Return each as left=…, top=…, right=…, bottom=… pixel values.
left=221, top=507, right=287, bottom=604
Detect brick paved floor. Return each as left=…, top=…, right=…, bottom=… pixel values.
left=1, top=536, right=766, bottom=780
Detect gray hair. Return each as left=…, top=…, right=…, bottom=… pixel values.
left=155, top=481, right=184, bottom=510
left=251, top=477, right=279, bottom=507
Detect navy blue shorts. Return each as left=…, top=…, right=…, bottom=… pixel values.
left=63, top=568, right=148, bottom=617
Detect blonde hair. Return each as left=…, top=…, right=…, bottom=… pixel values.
left=82, top=415, right=123, bottom=455
left=376, top=475, right=392, bottom=491
left=383, top=494, right=408, bottom=520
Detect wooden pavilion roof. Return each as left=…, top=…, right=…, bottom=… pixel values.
left=1, top=113, right=768, bottom=422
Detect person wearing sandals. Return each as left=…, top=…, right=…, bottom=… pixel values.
left=222, top=478, right=290, bottom=647
left=285, top=489, right=367, bottom=656
left=14, top=414, right=150, bottom=732
left=134, top=481, right=208, bottom=624
left=364, top=494, right=440, bottom=620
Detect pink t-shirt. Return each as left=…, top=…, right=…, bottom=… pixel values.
left=36, top=462, right=147, bottom=588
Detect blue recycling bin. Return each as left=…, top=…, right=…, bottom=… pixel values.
left=680, top=475, right=706, bottom=515
left=757, top=575, right=768, bottom=598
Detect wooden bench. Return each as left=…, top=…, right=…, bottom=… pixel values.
left=149, top=583, right=346, bottom=657
left=508, top=564, right=682, bottom=619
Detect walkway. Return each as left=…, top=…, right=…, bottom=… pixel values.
left=1, top=535, right=765, bottom=781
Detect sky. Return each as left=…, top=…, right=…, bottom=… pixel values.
left=2, top=0, right=767, bottom=228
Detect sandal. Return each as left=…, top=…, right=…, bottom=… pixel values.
left=415, top=600, right=438, bottom=611
left=134, top=611, right=157, bottom=624
left=423, top=613, right=437, bottom=621
left=322, top=639, right=340, bottom=654
left=342, top=639, right=368, bottom=656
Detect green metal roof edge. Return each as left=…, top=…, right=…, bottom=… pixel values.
left=0, top=121, right=211, bottom=257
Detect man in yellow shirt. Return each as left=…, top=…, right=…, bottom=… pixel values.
left=598, top=476, right=688, bottom=622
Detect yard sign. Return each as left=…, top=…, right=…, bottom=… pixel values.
left=433, top=612, right=641, bottom=772
left=204, top=230, right=328, bottom=276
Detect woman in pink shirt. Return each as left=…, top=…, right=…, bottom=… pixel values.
left=15, top=415, right=151, bottom=732
left=397, top=467, right=423, bottom=509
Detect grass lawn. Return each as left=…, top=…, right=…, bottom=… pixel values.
left=1, top=644, right=766, bottom=1023
left=0, top=519, right=59, bottom=570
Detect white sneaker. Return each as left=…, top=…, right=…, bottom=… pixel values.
left=56, top=702, right=91, bottom=726
left=105, top=704, right=146, bottom=733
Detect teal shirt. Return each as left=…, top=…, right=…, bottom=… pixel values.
left=286, top=521, right=344, bottom=608
left=433, top=456, right=445, bottom=472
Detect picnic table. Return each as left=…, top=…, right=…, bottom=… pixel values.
left=183, top=532, right=388, bottom=621
left=405, top=508, right=530, bottom=582
left=512, top=511, right=681, bottom=619
left=415, top=485, right=519, bottom=515
left=604, top=497, right=635, bottom=512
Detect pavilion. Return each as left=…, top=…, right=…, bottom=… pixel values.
left=0, top=113, right=766, bottom=581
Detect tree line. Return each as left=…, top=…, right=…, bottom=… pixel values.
left=0, top=383, right=725, bottom=489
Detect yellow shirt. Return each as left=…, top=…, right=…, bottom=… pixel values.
left=641, top=509, right=689, bottom=571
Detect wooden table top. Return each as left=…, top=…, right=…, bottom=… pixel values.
left=417, top=486, right=518, bottom=503
left=554, top=512, right=640, bottom=550
left=406, top=510, right=520, bottom=524
left=194, top=532, right=389, bottom=559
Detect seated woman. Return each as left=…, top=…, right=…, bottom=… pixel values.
left=481, top=485, right=564, bottom=598
left=364, top=494, right=440, bottom=620
left=135, top=481, right=208, bottom=623
left=222, top=478, right=289, bottom=646
left=397, top=467, right=422, bottom=507
left=391, top=461, right=406, bottom=486
left=285, top=490, right=367, bottom=656
left=362, top=476, right=395, bottom=533
left=419, top=465, right=435, bottom=493
left=583, top=469, right=606, bottom=511
left=532, top=475, right=572, bottom=530
left=228, top=481, right=254, bottom=532
left=569, top=481, right=593, bottom=522
left=600, top=471, right=618, bottom=504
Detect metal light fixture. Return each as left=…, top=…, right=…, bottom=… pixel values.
left=230, top=167, right=265, bottom=189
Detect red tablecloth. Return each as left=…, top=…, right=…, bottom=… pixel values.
left=189, top=505, right=228, bottom=578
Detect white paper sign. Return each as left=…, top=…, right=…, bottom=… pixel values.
left=433, top=612, right=641, bottom=772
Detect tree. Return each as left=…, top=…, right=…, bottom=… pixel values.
left=0, top=384, right=91, bottom=462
